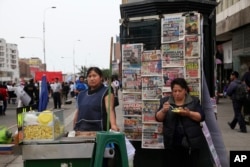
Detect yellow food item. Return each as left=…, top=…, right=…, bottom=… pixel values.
left=172, top=108, right=180, bottom=113
left=38, top=110, right=53, bottom=125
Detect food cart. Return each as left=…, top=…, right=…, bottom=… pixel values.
left=16, top=107, right=96, bottom=167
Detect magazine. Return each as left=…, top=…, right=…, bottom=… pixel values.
left=141, top=50, right=162, bottom=76
left=124, top=116, right=142, bottom=141
left=122, top=43, right=143, bottom=69
left=185, top=13, right=200, bottom=35
left=162, top=67, right=184, bottom=87
left=123, top=93, right=142, bottom=103
left=161, top=13, right=185, bottom=43
left=162, top=42, right=184, bottom=67
left=122, top=69, right=142, bottom=93
left=142, top=123, right=164, bottom=149
left=141, top=76, right=163, bottom=100
left=185, top=59, right=200, bottom=78
left=142, top=100, right=160, bottom=123
left=123, top=103, right=142, bottom=116
left=185, top=36, right=200, bottom=58
left=186, top=78, right=200, bottom=98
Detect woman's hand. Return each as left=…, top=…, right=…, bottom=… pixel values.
left=162, top=101, right=171, bottom=113
left=177, top=107, right=190, bottom=117
left=111, top=124, right=120, bottom=132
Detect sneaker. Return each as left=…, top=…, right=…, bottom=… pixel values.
left=227, top=122, right=234, bottom=129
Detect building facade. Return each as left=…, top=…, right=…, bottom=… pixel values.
left=216, top=0, right=250, bottom=92
left=0, top=38, right=20, bottom=83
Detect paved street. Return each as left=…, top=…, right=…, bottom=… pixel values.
left=1, top=94, right=250, bottom=166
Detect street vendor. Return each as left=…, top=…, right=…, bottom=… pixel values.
left=73, top=67, right=119, bottom=132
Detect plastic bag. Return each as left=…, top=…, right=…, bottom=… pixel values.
left=125, top=137, right=135, bottom=167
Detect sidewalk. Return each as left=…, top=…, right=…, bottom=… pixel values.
left=1, top=96, right=250, bottom=166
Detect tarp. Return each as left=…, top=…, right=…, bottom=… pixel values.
left=38, top=75, right=48, bottom=112
left=35, top=71, right=63, bottom=83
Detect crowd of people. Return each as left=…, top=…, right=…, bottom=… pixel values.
left=0, top=70, right=121, bottom=116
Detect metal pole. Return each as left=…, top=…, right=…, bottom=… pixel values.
left=73, top=40, right=80, bottom=81
left=43, top=6, right=56, bottom=71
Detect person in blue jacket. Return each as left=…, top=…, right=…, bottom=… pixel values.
left=226, top=71, right=247, bottom=133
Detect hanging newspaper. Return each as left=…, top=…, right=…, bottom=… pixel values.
left=122, top=43, right=143, bottom=69
left=142, top=123, right=164, bottom=149
left=162, top=67, right=184, bottom=92
left=122, top=69, right=142, bottom=93
left=141, top=76, right=163, bottom=100
left=123, top=93, right=142, bottom=103
left=161, top=13, right=185, bottom=43
left=185, top=36, right=200, bottom=58
left=123, top=103, right=142, bottom=116
left=141, top=50, right=162, bottom=76
left=186, top=78, right=201, bottom=98
left=142, top=100, right=160, bottom=123
left=185, top=13, right=200, bottom=35
left=124, top=116, right=142, bottom=141
left=162, top=42, right=184, bottom=67
left=185, top=58, right=200, bottom=78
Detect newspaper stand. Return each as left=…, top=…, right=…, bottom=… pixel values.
left=119, top=1, right=218, bottom=166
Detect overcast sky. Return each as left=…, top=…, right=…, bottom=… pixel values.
left=0, top=0, right=121, bottom=73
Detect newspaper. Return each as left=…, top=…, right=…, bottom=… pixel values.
left=123, top=103, right=142, bottom=116
left=185, top=36, right=200, bottom=58
left=161, top=13, right=185, bottom=43
left=141, top=76, right=163, bottom=100
left=185, top=59, right=200, bottom=78
left=163, top=67, right=184, bottom=87
left=162, top=42, right=184, bottom=67
left=124, top=116, right=142, bottom=141
left=122, top=69, right=142, bottom=93
left=123, top=93, right=142, bottom=103
left=185, top=13, right=200, bottom=35
left=141, top=50, right=162, bottom=76
left=142, top=123, right=164, bottom=149
left=186, top=78, right=201, bottom=98
left=122, top=43, right=143, bottom=69
left=142, top=100, right=160, bottom=123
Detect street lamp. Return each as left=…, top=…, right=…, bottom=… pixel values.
left=73, top=40, right=81, bottom=81
left=43, top=6, right=56, bottom=71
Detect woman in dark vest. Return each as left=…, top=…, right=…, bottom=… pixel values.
left=155, top=78, right=209, bottom=167
left=73, top=67, right=119, bottom=132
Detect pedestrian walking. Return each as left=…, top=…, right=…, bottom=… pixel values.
left=226, top=71, right=247, bottom=133
left=23, top=79, right=39, bottom=109
left=51, top=78, right=62, bottom=109
left=0, top=83, right=8, bottom=116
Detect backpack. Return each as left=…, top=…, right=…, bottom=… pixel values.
left=235, top=83, right=247, bottom=101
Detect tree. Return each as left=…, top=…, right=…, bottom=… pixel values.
left=77, top=65, right=88, bottom=78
